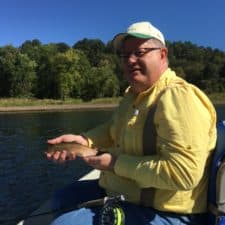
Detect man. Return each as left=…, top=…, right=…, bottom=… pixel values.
left=47, top=21, right=217, bottom=225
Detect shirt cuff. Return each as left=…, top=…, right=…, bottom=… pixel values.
left=114, top=154, right=141, bottom=180
left=80, top=133, right=93, bottom=148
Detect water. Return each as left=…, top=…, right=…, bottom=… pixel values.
left=0, top=109, right=113, bottom=225
left=0, top=105, right=224, bottom=225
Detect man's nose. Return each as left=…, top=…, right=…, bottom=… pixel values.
left=127, top=53, right=138, bottom=63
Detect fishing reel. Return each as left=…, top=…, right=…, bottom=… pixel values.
left=99, top=195, right=125, bottom=225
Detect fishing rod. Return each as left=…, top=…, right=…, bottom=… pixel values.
left=0, top=195, right=125, bottom=225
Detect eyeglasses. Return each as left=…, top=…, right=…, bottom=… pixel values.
left=119, top=48, right=161, bottom=61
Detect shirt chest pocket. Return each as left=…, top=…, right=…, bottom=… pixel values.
left=122, top=111, right=146, bottom=155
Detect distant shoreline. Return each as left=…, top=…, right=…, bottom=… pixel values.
left=0, top=94, right=224, bottom=113
left=0, top=102, right=224, bottom=113
left=0, top=103, right=118, bottom=113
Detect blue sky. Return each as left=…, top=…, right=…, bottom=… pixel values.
left=1, top=0, right=225, bottom=51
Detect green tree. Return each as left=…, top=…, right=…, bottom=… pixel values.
left=55, top=42, right=70, bottom=53
left=73, top=38, right=106, bottom=67
left=184, top=61, right=204, bottom=86
left=52, top=49, right=91, bottom=100
left=20, top=39, right=42, bottom=63
left=42, top=48, right=91, bottom=100
left=172, top=66, right=186, bottom=79
left=1, top=38, right=225, bottom=99
left=203, top=62, right=220, bottom=79
left=219, top=62, right=225, bottom=78
left=105, top=40, right=114, bottom=54
left=35, top=44, right=61, bottom=98
left=71, top=50, right=91, bottom=99
left=82, top=59, right=119, bottom=101
left=0, top=45, right=36, bottom=97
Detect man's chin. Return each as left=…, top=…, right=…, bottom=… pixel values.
left=130, top=84, right=144, bottom=94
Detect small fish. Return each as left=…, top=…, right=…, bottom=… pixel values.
left=46, top=142, right=98, bottom=157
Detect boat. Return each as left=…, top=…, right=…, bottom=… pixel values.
left=17, top=169, right=100, bottom=225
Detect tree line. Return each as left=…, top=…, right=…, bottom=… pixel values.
left=0, top=38, right=225, bottom=101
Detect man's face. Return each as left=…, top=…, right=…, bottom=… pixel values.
left=120, top=38, right=166, bottom=94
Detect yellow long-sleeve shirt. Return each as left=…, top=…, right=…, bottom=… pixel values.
left=84, top=68, right=217, bottom=214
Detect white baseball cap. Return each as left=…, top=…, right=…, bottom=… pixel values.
left=113, top=21, right=165, bottom=51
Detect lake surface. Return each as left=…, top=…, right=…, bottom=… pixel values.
left=0, top=105, right=225, bottom=225
left=0, top=109, right=113, bottom=225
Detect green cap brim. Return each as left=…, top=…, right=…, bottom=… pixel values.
left=128, top=33, right=153, bottom=39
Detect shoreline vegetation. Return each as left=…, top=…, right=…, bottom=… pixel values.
left=0, top=94, right=224, bottom=113
left=0, top=97, right=121, bottom=113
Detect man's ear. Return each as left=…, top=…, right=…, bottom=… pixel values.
left=161, top=47, right=168, bottom=59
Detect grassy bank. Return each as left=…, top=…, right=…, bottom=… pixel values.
left=0, top=93, right=224, bottom=108
left=0, top=97, right=122, bottom=107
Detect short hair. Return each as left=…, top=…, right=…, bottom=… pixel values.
left=147, top=38, right=166, bottom=48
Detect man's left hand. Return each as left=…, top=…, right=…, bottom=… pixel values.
left=82, top=153, right=117, bottom=172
